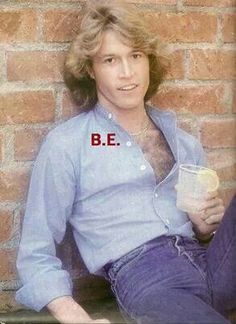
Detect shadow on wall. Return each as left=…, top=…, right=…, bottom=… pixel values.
left=56, top=224, right=113, bottom=303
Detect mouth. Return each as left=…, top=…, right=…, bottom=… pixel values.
left=118, top=84, right=138, bottom=91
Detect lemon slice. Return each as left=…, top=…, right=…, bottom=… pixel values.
left=197, top=169, right=219, bottom=192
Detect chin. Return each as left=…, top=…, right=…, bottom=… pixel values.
left=119, top=99, right=144, bottom=110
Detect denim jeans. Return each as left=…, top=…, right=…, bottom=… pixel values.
left=103, top=196, right=236, bottom=324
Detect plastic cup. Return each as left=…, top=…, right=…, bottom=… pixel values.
left=176, top=164, right=219, bottom=214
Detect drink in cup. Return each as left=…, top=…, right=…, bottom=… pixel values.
left=176, top=164, right=219, bottom=214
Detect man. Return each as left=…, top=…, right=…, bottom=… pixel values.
left=16, top=1, right=236, bottom=323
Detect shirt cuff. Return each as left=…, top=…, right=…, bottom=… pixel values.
left=15, top=270, right=73, bottom=311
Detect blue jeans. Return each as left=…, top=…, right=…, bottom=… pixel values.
left=103, top=196, right=236, bottom=323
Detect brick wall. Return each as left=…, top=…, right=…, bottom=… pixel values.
left=0, top=0, right=235, bottom=312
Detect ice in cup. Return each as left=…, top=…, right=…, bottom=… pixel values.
left=176, top=164, right=219, bottom=214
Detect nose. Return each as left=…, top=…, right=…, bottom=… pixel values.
left=119, top=59, right=134, bottom=78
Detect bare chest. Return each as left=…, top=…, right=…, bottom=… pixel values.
left=133, top=120, right=175, bottom=183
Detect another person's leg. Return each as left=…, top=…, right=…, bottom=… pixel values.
left=206, top=195, right=236, bottom=314
left=105, top=236, right=230, bottom=324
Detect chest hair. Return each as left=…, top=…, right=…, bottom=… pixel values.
left=133, top=119, right=175, bottom=183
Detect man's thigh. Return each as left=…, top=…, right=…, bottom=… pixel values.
left=107, top=236, right=229, bottom=323
left=120, top=288, right=230, bottom=324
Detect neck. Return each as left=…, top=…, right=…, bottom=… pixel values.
left=118, top=108, right=148, bottom=133
left=99, top=101, right=148, bottom=134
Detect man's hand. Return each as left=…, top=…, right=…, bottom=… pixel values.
left=88, top=320, right=111, bottom=323
left=47, top=296, right=111, bottom=324
left=187, top=191, right=225, bottom=240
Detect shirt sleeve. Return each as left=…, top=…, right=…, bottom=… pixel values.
left=15, top=132, right=77, bottom=311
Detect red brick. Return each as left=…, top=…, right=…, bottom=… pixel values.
left=41, top=0, right=176, bottom=2
left=0, top=170, right=29, bottom=202
left=0, top=10, right=37, bottom=43
left=201, top=119, right=236, bottom=148
left=0, top=51, right=4, bottom=82
left=188, top=50, right=236, bottom=80
left=14, top=128, right=49, bottom=161
left=0, top=291, right=21, bottom=312
left=153, top=85, right=227, bottom=114
left=207, top=150, right=236, bottom=182
left=183, top=0, right=236, bottom=6
left=53, top=0, right=168, bottom=2
left=46, top=0, right=82, bottom=1
left=0, top=210, right=13, bottom=243
left=177, top=119, right=198, bottom=137
left=0, top=91, right=55, bottom=125
left=43, top=10, right=81, bottom=42
left=0, top=134, right=3, bottom=161
left=130, top=0, right=177, bottom=3
left=144, top=12, right=217, bottom=43
left=16, top=0, right=79, bottom=1
left=233, top=85, right=236, bottom=114
left=61, top=90, right=79, bottom=119
left=219, top=187, right=236, bottom=209
left=0, top=250, right=17, bottom=280
left=17, top=0, right=79, bottom=1
left=7, top=51, right=66, bottom=82
left=166, top=50, right=185, bottom=80
left=222, top=14, right=236, bottom=43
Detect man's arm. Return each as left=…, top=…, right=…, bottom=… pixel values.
left=16, top=133, right=75, bottom=311
left=15, top=132, right=110, bottom=323
left=47, top=296, right=91, bottom=323
left=47, top=296, right=110, bottom=323
left=16, top=132, right=112, bottom=323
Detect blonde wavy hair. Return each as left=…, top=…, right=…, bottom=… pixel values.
left=64, top=0, right=168, bottom=111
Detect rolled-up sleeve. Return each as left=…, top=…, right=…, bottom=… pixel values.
left=15, top=132, right=77, bottom=311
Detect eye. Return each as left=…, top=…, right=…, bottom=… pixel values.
left=104, top=57, right=115, bottom=64
left=132, top=53, right=142, bottom=59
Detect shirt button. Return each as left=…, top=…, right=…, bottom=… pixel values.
left=154, top=193, right=158, bottom=198
left=166, top=219, right=170, bottom=225
left=126, top=141, right=132, bottom=147
left=140, top=165, right=146, bottom=171
left=108, top=113, right=112, bottom=119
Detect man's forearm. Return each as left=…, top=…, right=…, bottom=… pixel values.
left=47, top=296, right=92, bottom=324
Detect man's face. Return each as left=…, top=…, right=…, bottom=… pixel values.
left=91, top=30, right=150, bottom=114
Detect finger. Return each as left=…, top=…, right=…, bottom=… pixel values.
left=200, top=204, right=225, bottom=220
left=205, top=190, right=219, bottom=201
left=197, top=222, right=218, bottom=235
left=205, top=212, right=224, bottom=225
left=91, top=319, right=111, bottom=324
left=198, top=197, right=224, bottom=212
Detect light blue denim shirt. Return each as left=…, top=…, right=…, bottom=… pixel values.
left=16, top=103, right=205, bottom=311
